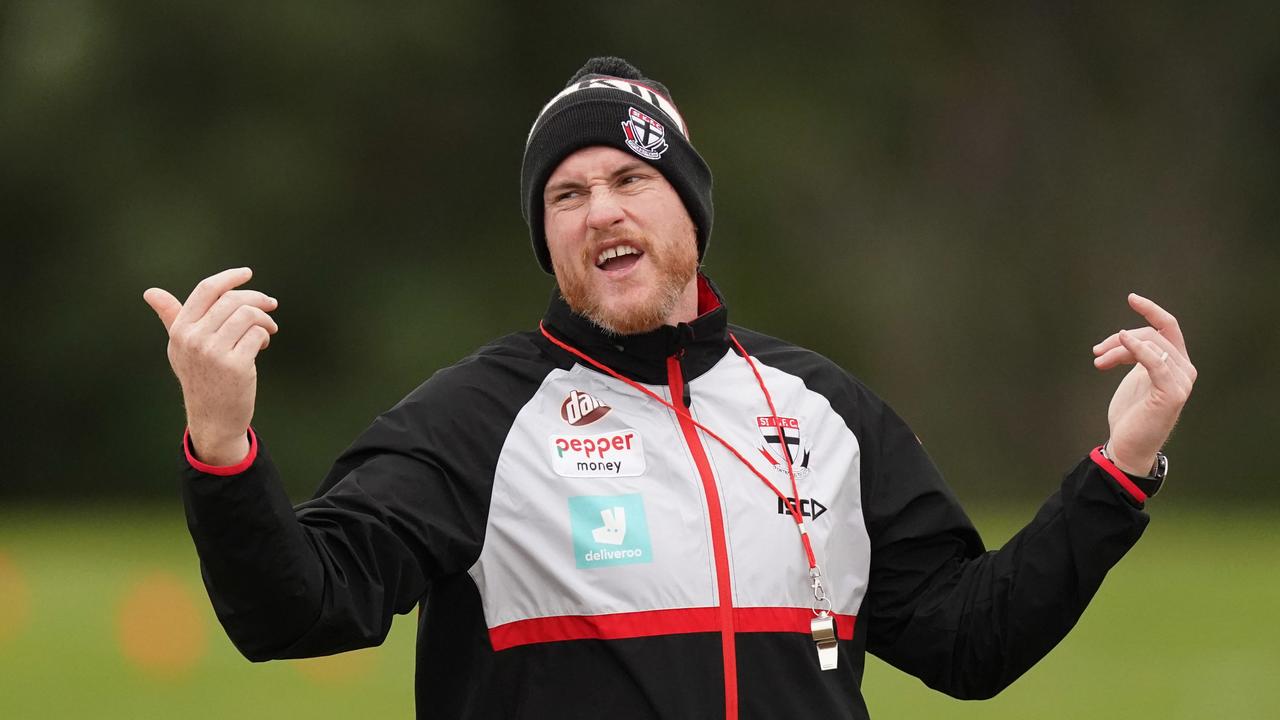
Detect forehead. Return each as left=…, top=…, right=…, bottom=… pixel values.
left=547, top=146, right=652, bottom=184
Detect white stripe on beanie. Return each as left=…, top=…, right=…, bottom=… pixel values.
left=527, top=76, right=689, bottom=142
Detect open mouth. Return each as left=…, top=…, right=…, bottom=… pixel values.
left=595, top=244, right=644, bottom=273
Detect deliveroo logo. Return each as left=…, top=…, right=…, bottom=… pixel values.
left=568, top=493, right=653, bottom=569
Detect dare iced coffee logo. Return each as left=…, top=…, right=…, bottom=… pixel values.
left=561, top=390, right=611, bottom=426
left=549, top=429, right=646, bottom=477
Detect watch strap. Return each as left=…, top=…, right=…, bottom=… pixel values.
left=1124, top=467, right=1164, bottom=498
left=1102, top=444, right=1167, bottom=498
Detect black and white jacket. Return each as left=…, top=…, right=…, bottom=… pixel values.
left=182, top=276, right=1150, bottom=719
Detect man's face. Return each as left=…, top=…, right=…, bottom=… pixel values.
left=543, top=146, right=698, bottom=335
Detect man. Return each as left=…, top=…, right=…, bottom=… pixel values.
left=145, top=58, right=1195, bottom=719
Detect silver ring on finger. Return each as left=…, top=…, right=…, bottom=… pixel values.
left=1159, top=350, right=1169, bottom=363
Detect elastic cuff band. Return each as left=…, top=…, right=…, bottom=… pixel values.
left=1089, top=445, right=1147, bottom=504
left=184, top=427, right=258, bottom=476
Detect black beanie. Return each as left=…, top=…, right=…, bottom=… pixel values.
left=520, top=57, right=714, bottom=274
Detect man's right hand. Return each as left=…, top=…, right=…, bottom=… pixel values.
left=144, top=267, right=279, bottom=467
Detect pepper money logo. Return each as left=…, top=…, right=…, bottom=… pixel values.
left=549, top=429, right=646, bottom=477
left=568, top=494, right=653, bottom=569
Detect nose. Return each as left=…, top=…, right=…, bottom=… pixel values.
left=585, top=188, right=625, bottom=231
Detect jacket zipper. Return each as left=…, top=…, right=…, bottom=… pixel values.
left=667, top=353, right=738, bottom=720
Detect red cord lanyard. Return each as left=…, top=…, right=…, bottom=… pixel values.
left=539, top=322, right=840, bottom=668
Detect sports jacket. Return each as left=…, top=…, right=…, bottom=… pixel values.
left=181, top=275, right=1150, bottom=719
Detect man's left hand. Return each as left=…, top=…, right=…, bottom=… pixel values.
left=1092, top=293, right=1197, bottom=476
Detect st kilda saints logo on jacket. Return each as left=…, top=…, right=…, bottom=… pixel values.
left=621, top=107, right=669, bottom=160
left=561, top=390, right=611, bottom=426
left=757, top=416, right=813, bottom=479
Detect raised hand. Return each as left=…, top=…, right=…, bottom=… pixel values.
left=1092, top=293, right=1197, bottom=476
left=144, top=267, right=279, bottom=466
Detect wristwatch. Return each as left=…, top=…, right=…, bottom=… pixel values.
left=1103, top=445, right=1168, bottom=498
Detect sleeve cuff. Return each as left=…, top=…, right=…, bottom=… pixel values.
left=1089, top=445, right=1148, bottom=504
left=184, top=427, right=259, bottom=476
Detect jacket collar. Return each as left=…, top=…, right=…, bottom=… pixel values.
left=541, top=274, right=731, bottom=385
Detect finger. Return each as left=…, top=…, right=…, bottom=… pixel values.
left=1093, top=344, right=1135, bottom=370
left=1094, top=326, right=1189, bottom=370
left=1110, top=326, right=1195, bottom=380
left=1095, top=337, right=1175, bottom=372
left=1093, top=326, right=1173, bottom=356
left=1117, top=330, right=1182, bottom=394
left=194, top=290, right=278, bottom=334
left=1093, top=331, right=1123, bottom=356
left=1128, top=293, right=1189, bottom=356
left=1106, top=338, right=1195, bottom=391
left=174, top=267, right=253, bottom=327
left=1164, top=355, right=1194, bottom=394
left=232, top=324, right=272, bottom=360
left=143, top=288, right=183, bottom=332
left=213, top=305, right=279, bottom=352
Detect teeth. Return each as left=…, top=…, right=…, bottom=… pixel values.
left=596, top=245, right=639, bottom=267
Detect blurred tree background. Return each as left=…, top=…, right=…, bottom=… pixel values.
left=3, top=2, right=1279, bottom=718
left=4, top=1, right=1275, bottom=504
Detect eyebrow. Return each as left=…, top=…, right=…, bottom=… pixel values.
left=544, top=162, right=654, bottom=198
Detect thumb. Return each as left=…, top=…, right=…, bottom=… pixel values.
left=143, top=287, right=182, bottom=332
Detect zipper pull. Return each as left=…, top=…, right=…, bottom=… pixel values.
left=676, top=348, right=691, bottom=408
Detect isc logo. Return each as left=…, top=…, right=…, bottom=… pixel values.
left=561, top=390, right=612, bottom=426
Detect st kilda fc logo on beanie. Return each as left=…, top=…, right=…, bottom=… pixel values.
left=562, top=390, right=612, bottom=426
left=621, top=107, right=669, bottom=160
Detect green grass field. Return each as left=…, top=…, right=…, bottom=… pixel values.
left=1, top=505, right=1276, bottom=718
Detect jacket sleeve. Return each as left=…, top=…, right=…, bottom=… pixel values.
left=182, top=372, right=497, bottom=662
left=858, top=400, right=1150, bottom=699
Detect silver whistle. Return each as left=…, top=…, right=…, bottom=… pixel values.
left=810, top=612, right=839, bottom=671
